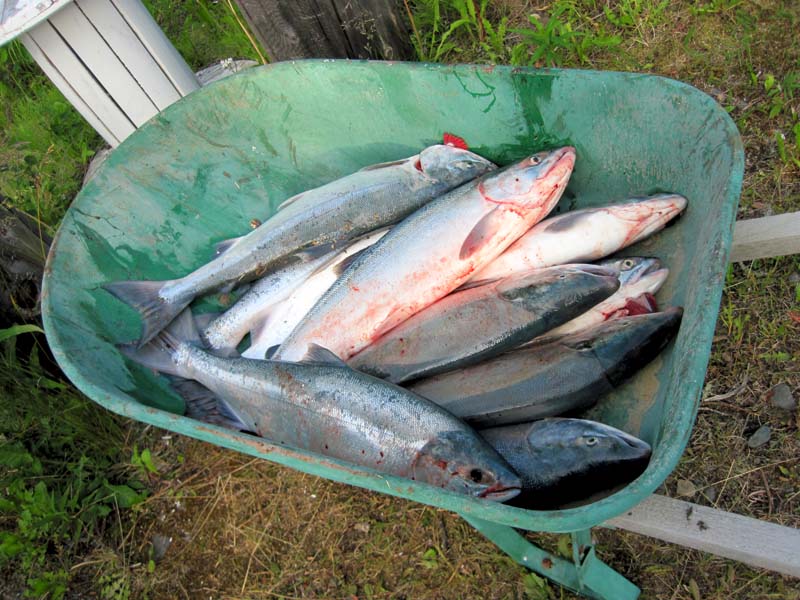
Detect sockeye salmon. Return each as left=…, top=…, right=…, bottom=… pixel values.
left=481, top=418, right=651, bottom=509
left=106, top=144, right=497, bottom=346
left=531, top=257, right=668, bottom=343
left=348, top=263, right=619, bottom=383
left=410, top=307, right=683, bottom=427
left=276, top=147, right=577, bottom=361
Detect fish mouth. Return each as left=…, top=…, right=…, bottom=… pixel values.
left=636, top=258, right=663, bottom=276
left=541, top=147, right=576, bottom=201
left=641, top=195, right=688, bottom=233
left=478, top=484, right=523, bottom=503
left=640, top=267, right=670, bottom=292
left=548, top=146, right=577, bottom=177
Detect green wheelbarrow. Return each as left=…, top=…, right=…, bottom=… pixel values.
left=41, top=60, right=744, bottom=599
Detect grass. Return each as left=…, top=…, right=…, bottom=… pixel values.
left=1, top=0, right=799, bottom=598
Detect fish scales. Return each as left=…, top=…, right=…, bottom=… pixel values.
left=106, top=145, right=496, bottom=346
left=276, top=148, right=577, bottom=361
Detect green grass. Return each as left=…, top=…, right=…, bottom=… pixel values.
left=0, top=329, right=146, bottom=598
left=0, top=1, right=261, bottom=597
left=1, top=0, right=799, bottom=598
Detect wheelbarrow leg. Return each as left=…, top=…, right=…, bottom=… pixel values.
left=460, top=515, right=640, bottom=600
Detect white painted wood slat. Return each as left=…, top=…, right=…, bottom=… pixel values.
left=19, top=29, right=120, bottom=145
left=23, top=21, right=134, bottom=144
left=730, top=211, right=800, bottom=263
left=606, top=494, right=800, bottom=577
left=110, top=0, right=199, bottom=95
left=75, top=0, right=180, bottom=110
left=48, top=2, right=157, bottom=126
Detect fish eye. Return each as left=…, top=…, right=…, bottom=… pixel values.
left=622, top=259, right=635, bottom=268
left=530, top=155, right=542, bottom=165
left=558, top=274, right=567, bottom=279
left=585, top=437, right=598, bottom=446
left=575, top=340, right=593, bottom=350
left=469, top=469, right=485, bottom=483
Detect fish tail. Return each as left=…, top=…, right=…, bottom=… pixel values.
left=170, top=378, right=251, bottom=432
left=117, top=309, right=200, bottom=378
left=104, top=279, right=189, bottom=347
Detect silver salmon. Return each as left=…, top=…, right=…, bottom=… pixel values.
left=123, top=311, right=521, bottom=501
left=468, top=194, right=687, bottom=284
left=204, top=228, right=389, bottom=356
left=240, top=228, right=390, bottom=359
left=348, top=263, right=619, bottom=383
left=106, top=144, right=497, bottom=346
left=276, top=147, right=577, bottom=361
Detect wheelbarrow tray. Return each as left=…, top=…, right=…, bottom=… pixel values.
left=42, top=60, right=743, bottom=533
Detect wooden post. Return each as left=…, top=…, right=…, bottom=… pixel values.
left=233, top=0, right=413, bottom=61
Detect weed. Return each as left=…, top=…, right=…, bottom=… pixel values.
left=141, top=0, right=262, bottom=69
left=522, top=571, right=553, bottom=599
left=510, top=4, right=621, bottom=67
left=131, top=446, right=159, bottom=477
left=603, top=0, right=669, bottom=30
left=690, top=0, right=745, bottom=16
left=0, top=328, right=148, bottom=596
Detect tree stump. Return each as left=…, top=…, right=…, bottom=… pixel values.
left=0, top=199, right=63, bottom=372
left=0, top=200, right=50, bottom=325
left=234, top=0, right=414, bottom=61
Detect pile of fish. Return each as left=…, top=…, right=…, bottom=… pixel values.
left=107, top=138, right=686, bottom=509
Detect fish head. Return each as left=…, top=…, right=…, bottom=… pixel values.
left=477, top=147, right=576, bottom=211
left=598, top=256, right=662, bottom=286
left=608, top=193, right=688, bottom=245
left=412, top=430, right=521, bottom=502
left=523, top=418, right=651, bottom=496
left=418, top=145, right=497, bottom=184
left=497, top=263, right=620, bottom=313
left=565, top=306, right=683, bottom=385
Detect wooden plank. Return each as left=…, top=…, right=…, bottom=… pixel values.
left=75, top=0, right=181, bottom=111
left=48, top=2, right=157, bottom=126
left=110, top=0, right=199, bottom=96
left=606, top=494, right=800, bottom=577
left=19, top=31, right=119, bottom=146
left=22, top=22, right=134, bottom=144
left=235, top=0, right=413, bottom=62
left=730, top=211, right=800, bottom=262
left=1, top=0, right=67, bottom=45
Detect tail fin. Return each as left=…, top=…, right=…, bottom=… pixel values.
left=172, top=378, right=252, bottom=432
left=104, top=279, right=190, bottom=347
left=117, top=309, right=200, bottom=378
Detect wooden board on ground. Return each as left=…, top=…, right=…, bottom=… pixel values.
left=606, top=494, right=800, bottom=578
left=730, top=211, right=800, bottom=263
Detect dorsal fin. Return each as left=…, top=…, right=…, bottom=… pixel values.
left=276, top=191, right=306, bottom=212
left=331, top=247, right=368, bottom=277
left=359, top=158, right=409, bottom=171
left=214, top=236, right=245, bottom=256
left=299, top=343, right=347, bottom=366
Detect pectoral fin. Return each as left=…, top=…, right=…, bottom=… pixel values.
left=459, top=208, right=507, bottom=260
